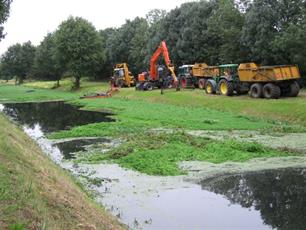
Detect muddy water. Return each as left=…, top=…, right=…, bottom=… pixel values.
left=63, top=162, right=275, bottom=229
left=1, top=101, right=306, bottom=229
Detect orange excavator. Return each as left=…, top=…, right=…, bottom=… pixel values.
left=136, top=41, right=178, bottom=91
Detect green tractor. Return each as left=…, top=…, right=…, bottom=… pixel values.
left=205, top=64, right=249, bottom=96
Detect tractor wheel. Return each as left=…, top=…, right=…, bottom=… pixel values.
left=218, top=79, right=234, bottom=96
left=144, top=82, right=153, bottom=91
left=180, top=77, right=187, bottom=89
left=250, top=83, right=263, bottom=98
left=198, top=79, right=206, bottom=90
left=263, top=83, right=281, bottom=99
left=205, top=80, right=216, bottom=94
left=287, top=81, right=300, bottom=97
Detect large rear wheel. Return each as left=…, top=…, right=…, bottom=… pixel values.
left=205, top=80, right=216, bottom=94
left=218, top=79, right=234, bottom=96
left=250, top=83, right=263, bottom=98
left=287, top=81, right=300, bottom=97
left=263, top=83, right=281, bottom=99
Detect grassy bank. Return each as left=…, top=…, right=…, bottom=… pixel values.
left=0, top=114, right=124, bottom=229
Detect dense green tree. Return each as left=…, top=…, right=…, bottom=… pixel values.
left=128, top=18, right=149, bottom=73
left=33, top=33, right=64, bottom=87
left=0, top=62, right=11, bottom=81
left=103, top=17, right=149, bottom=75
left=146, top=1, right=217, bottom=66
left=55, top=16, right=104, bottom=89
left=240, top=0, right=280, bottom=64
left=0, top=41, right=36, bottom=84
left=0, top=0, right=12, bottom=41
left=146, top=9, right=167, bottom=26
left=240, top=0, right=306, bottom=68
left=272, top=1, right=306, bottom=77
left=207, top=0, right=244, bottom=63
left=98, top=28, right=117, bottom=79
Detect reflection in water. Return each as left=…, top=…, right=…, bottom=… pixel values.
left=54, top=138, right=111, bottom=159
left=1, top=101, right=114, bottom=133
left=201, top=168, right=306, bottom=230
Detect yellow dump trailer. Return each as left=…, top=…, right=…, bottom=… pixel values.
left=238, top=63, right=300, bottom=82
left=192, top=63, right=219, bottom=77
left=237, top=63, right=301, bottom=99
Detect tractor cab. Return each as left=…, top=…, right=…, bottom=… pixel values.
left=178, top=65, right=194, bottom=88
left=218, top=64, right=239, bottom=81
left=178, top=65, right=193, bottom=77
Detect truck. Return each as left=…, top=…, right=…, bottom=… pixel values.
left=111, top=63, right=135, bottom=88
left=179, top=62, right=301, bottom=99
left=136, top=41, right=178, bottom=91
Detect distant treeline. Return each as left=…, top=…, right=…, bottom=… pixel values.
left=1, top=0, right=305, bottom=88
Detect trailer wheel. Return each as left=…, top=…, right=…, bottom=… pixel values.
left=205, top=80, right=216, bottom=94
left=263, top=83, right=281, bottom=99
left=198, top=79, right=206, bottom=89
left=250, top=83, right=263, bottom=98
left=218, top=79, right=234, bottom=96
left=288, top=81, right=300, bottom=97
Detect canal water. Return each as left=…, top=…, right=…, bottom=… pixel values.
left=1, top=101, right=305, bottom=230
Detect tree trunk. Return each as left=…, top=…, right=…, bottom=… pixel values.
left=74, top=75, right=81, bottom=89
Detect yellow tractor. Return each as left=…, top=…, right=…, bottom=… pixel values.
left=111, top=63, right=135, bottom=87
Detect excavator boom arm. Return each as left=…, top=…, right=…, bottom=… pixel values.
left=149, top=41, right=177, bottom=82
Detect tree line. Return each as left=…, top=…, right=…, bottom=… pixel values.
left=0, top=0, right=305, bottom=88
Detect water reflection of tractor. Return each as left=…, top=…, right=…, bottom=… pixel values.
left=178, top=62, right=301, bottom=99
left=136, top=41, right=178, bottom=92
left=111, top=63, right=135, bottom=88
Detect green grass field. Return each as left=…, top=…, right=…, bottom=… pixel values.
left=0, top=80, right=305, bottom=175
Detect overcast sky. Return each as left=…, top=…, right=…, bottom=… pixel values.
left=0, top=0, right=193, bottom=55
